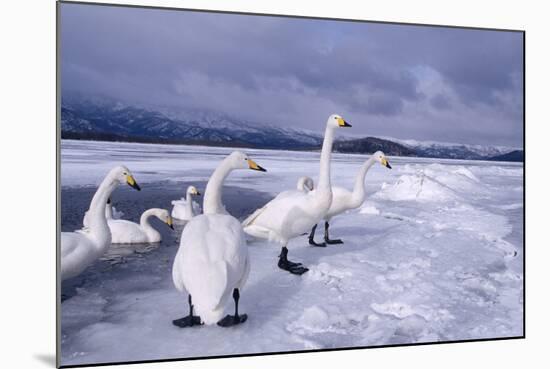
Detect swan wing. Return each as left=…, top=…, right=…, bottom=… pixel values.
left=171, top=198, right=187, bottom=206
left=175, top=214, right=248, bottom=324
left=108, top=219, right=147, bottom=244
left=243, top=190, right=322, bottom=240
left=325, top=186, right=354, bottom=218
left=242, top=189, right=303, bottom=227
left=242, top=204, right=267, bottom=227
left=111, top=206, right=124, bottom=219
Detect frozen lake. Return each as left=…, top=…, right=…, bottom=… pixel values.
left=60, top=140, right=524, bottom=366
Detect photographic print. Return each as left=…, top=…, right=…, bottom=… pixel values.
left=57, top=1, right=524, bottom=367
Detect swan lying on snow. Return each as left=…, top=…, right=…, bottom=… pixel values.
left=171, top=185, right=201, bottom=223
left=242, top=114, right=351, bottom=275
left=172, top=151, right=266, bottom=328
left=309, top=151, right=392, bottom=246
left=110, top=208, right=173, bottom=244
left=82, top=198, right=123, bottom=228
left=61, top=166, right=141, bottom=281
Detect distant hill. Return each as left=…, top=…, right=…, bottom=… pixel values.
left=61, top=94, right=322, bottom=150
left=487, top=150, right=524, bottom=162
left=60, top=93, right=523, bottom=162
left=333, top=137, right=416, bottom=157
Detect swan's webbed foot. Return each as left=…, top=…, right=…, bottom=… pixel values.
left=217, top=314, right=248, bottom=327
left=308, top=224, right=326, bottom=247
left=218, top=288, right=248, bottom=327
left=309, top=239, right=327, bottom=247
left=324, top=222, right=343, bottom=245
left=173, top=294, right=203, bottom=328
left=278, top=247, right=303, bottom=267
left=278, top=247, right=309, bottom=275
left=173, top=315, right=202, bottom=328
left=278, top=259, right=310, bottom=275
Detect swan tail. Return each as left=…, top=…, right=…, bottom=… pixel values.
left=193, top=261, right=230, bottom=325
left=197, top=306, right=226, bottom=326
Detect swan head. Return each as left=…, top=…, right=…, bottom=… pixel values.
left=373, top=151, right=392, bottom=169
left=110, top=165, right=141, bottom=191
left=154, top=208, right=174, bottom=230
left=228, top=151, right=267, bottom=172
left=297, top=176, right=314, bottom=192
left=328, top=114, right=352, bottom=129
left=187, top=185, right=201, bottom=196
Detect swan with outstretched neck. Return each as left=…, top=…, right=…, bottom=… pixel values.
left=171, top=185, right=201, bottom=222
left=308, top=151, right=392, bottom=246
left=61, top=166, right=141, bottom=281
left=109, top=208, right=173, bottom=244
left=242, top=114, right=351, bottom=275
left=172, top=151, right=266, bottom=328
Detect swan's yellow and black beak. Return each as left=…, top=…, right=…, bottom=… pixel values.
left=248, top=159, right=267, bottom=172
left=381, top=157, right=392, bottom=169
left=126, top=175, right=141, bottom=191
left=337, top=117, right=352, bottom=127
left=167, top=217, right=174, bottom=230
left=195, top=190, right=201, bottom=196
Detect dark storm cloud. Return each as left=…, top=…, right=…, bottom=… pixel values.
left=60, top=3, right=524, bottom=147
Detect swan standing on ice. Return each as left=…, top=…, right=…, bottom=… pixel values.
left=172, top=151, right=267, bottom=328
left=171, top=185, right=201, bottom=222
left=61, top=166, right=141, bottom=280
left=109, top=208, right=174, bottom=244
left=242, top=114, right=351, bottom=275
left=308, top=151, right=392, bottom=246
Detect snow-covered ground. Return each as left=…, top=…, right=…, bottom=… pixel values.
left=60, top=140, right=524, bottom=366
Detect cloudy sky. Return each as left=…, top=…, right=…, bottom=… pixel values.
left=60, top=3, right=524, bottom=147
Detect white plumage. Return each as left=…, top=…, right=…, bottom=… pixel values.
left=307, top=151, right=391, bottom=244
left=109, top=208, right=173, bottom=244
left=173, top=213, right=250, bottom=324
left=171, top=185, right=201, bottom=223
left=61, top=166, right=141, bottom=280
left=242, top=114, right=352, bottom=274
left=172, top=151, right=266, bottom=326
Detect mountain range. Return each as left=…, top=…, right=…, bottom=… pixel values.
left=60, top=94, right=523, bottom=162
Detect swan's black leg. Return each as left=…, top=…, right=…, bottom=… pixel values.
left=308, top=224, right=326, bottom=247
left=278, top=246, right=302, bottom=267
left=278, top=247, right=309, bottom=275
left=218, top=288, right=248, bottom=327
left=173, top=294, right=202, bottom=328
left=324, top=221, right=343, bottom=244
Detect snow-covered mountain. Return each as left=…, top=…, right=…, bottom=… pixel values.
left=61, top=94, right=322, bottom=149
left=60, top=94, right=523, bottom=161
left=387, top=137, right=519, bottom=161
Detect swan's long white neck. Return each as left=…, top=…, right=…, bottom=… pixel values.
left=203, top=157, right=232, bottom=215
left=140, top=209, right=161, bottom=240
left=185, top=192, right=194, bottom=215
left=350, top=156, right=377, bottom=207
left=87, top=175, right=118, bottom=245
left=317, top=125, right=335, bottom=193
